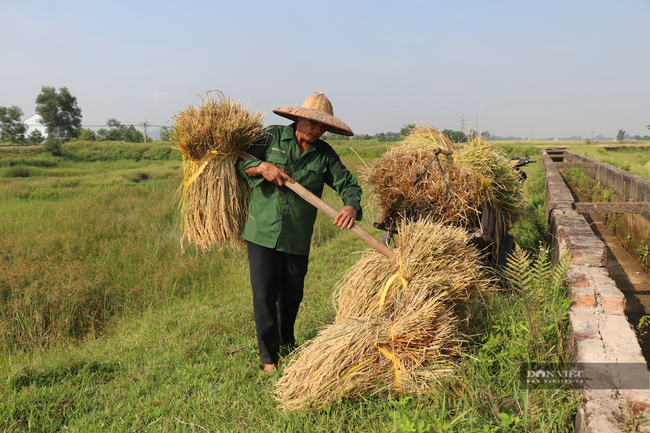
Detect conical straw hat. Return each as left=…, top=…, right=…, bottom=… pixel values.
left=273, top=93, right=354, bottom=136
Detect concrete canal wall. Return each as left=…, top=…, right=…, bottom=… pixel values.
left=558, top=149, right=650, bottom=270
left=543, top=149, right=650, bottom=432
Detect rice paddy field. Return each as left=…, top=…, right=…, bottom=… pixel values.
left=0, top=139, right=584, bottom=432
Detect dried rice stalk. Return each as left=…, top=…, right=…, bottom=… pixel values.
left=364, top=123, right=523, bottom=242
left=334, top=219, right=490, bottom=322
left=364, top=147, right=484, bottom=227
left=274, top=219, right=491, bottom=411
left=275, top=305, right=460, bottom=411
left=172, top=91, right=265, bottom=250
left=397, top=121, right=455, bottom=153
left=454, top=132, right=523, bottom=238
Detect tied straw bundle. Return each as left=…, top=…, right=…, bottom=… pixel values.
left=274, top=219, right=492, bottom=411
left=364, top=123, right=523, bottom=245
left=173, top=91, right=265, bottom=251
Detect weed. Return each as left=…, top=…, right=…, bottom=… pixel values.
left=636, top=241, right=649, bottom=269
left=614, top=399, right=649, bottom=431
left=637, top=315, right=650, bottom=338
left=602, top=187, right=615, bottom=202
left=389, top=396, right=468, bottom=432
left=4, top=166, right=31, bottom=178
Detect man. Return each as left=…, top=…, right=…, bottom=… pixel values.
left=236, top=93, right=362, bottom=373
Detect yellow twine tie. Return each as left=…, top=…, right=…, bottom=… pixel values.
left=183, top=150, right=240, bottom=187
left=378, top=255, right=408, bottom=312
left=376, top=324, right=403, bottom=396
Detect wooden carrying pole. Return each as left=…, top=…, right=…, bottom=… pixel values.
left=239, top=153, right=395, bottom=259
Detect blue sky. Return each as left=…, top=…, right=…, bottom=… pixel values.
left=2, top=0, right=649, bottom=138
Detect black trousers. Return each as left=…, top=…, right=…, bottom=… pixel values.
left=247, top=241, right=309, bottom=364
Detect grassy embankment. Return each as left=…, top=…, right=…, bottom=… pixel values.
left=0, top=140, right=580, bottom=432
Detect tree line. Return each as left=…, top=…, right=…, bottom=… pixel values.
left=78, top=119, right=151, bottom=143
left=324, top=124, right=486, bottom=143
left=5, top=89, right=650, bottom=146
left=0, top=86, right=150, bottom=146
left=0, top=87, right=82, bottom=144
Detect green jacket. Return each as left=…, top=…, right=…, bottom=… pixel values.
left=236, top=123, right=363, bottom=255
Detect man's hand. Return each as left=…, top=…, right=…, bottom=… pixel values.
left=334, top=205, right=357, bottom=230
left=245, top=162, right=294, bottom=187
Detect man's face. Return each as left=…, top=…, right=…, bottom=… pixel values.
left=295, top=119, right=327, bottom=144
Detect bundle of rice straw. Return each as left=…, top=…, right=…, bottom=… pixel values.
left=172, top=91, right=265, bottom=250
left=274, top=219, right=491, bottom=411
left=364, top=123, right=523, bottom=244
left=334, top=220, right=488, bottom=322
left=274, top=305, right=459, bottom=411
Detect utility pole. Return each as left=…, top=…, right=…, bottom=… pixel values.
left=140, top=120, right=149, bottom=143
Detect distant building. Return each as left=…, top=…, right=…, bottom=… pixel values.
left=20, top=113, right=62, bottom=139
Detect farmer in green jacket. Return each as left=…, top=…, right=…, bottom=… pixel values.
left=237, top=93, right=362, bottom=373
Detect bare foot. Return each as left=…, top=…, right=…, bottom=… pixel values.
left=263, top=364, right=276, bottom=374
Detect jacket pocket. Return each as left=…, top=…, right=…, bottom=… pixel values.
left=265, top=150, right=288, bottom=169
left=300, top=162, right=327, bottom=193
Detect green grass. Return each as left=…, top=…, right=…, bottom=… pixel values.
left=0, top=141, right=579, bottom=432
left=567, top=144, right=650, bottom=177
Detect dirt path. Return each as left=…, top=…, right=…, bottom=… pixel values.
left=567, top=182, right=650, bottom=361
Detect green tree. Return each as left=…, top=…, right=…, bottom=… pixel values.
left=106, top=128, right=123, bottom=141
left=43, top=137, right=62, bottom=156
left=104, top=118, right=146, bottom=142
left=0, top=105, right=27, bottom=142
left=442, top=129, right=467, bottom=143
left=385, top=132, right=400, bottom=141
left=323, top=132, right=349, bottom=141
left=28, top=130, right=45, bottom=144
left=159, top=126, right=172, bottom=141
left=122, top=125, right=144, bottom=143
left=96, top=128, right=108, bottom=141
left=107, top=118, right=122, bottom=129
left=35, top=86, right=82, bottom=139
left=400, top=124, right=416, bottom=137
left=130, top=129, right=145, bottom=143
left=617, top=129, right=626, bottom=143
left=78, top=128, right=96, bottom=141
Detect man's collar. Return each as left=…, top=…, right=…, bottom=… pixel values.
left=281, top=123, right=297, bottom=141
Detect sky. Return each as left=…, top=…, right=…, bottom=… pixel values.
left=2, top=0, right=649, bottom=139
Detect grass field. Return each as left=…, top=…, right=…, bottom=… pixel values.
left=0, top=140, right=581, bottom=432
left=493, top=139, right=650, bottom=177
